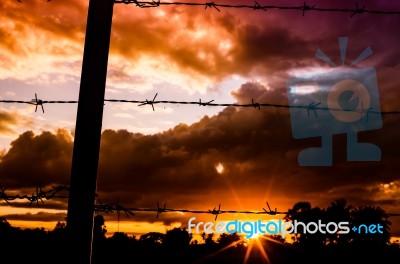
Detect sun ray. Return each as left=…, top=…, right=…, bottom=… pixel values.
left=255, top=238, right=271, bottom=264
left=258, top=235, right=300, bottom=252
left=261, top=177, right=275, bottom=208
left=216, top=164, right=243, bottom=209
left=243, top=241, right=253, bottom=264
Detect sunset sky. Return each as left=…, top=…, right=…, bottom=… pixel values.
left=0, top=0, right=400, bottom=239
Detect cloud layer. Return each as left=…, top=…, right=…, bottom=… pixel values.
left=1, top=83, right=399, bottom=232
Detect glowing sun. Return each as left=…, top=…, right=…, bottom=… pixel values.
left=215, top=163, right=224, bottom=174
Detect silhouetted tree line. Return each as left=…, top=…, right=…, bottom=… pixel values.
left=1, top=199, right=399, bottom=264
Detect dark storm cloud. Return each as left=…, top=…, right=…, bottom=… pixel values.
left=1, top=201, right=68, bottom=210
left=0, top=110, right=33, bottom=134
left=2, top=212, right=66, bottom=222
left=0, top=83, right=398, bottom=207
left=0, top=129, right=73, bottom=187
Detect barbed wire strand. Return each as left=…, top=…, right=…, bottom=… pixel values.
left=114, top=1, right=400, bottom=16
left=0, top=183, right=69, bottom=206
left=15, top=0, right=400, bottom=16
left=1, top=94, right=400, bottom=116
left=1, top=184, right=400, bottom=219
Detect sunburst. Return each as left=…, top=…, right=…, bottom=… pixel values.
left=242, top=236, right=271, bottom=264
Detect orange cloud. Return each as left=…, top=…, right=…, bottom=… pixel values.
left=0, top=109, right=34, bottom=135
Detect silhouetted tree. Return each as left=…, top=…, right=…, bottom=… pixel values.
left=102, top=232, right=137, bottom=263
left=162, top=227, right=193, bottom=262
left=284, top=201, right=325, bottom=247
left=350, top=205, right=391, bottom=246
left=0, top=200, right=398, bottom=264
left=93, top=214, right=107, bottom=241
left=264, top=234, right=287, bottom=244
left=139, top=232, right=165, bottom=247
left=0, top=217, right=11, bottom=229
left=217, top=232, right=241, bottom=247
left=164, top=227, right=192, bottom=250
left=202, top=232, right=216, bottom=246
left=110, top=231, right=132, bottom=241
left=92, top=215, right=107, bottom=264
left=136, top=231, right=165, bottom=262
left=325, top=198, right=352, bottom=245
left=48, top=220, right=67, bottom=241
left=54, top=221, right=66, bottom=230
left=0, top=217, right=18, bottom=241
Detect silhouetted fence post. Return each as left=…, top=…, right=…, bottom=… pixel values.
left=66, top=0, right=114, bottom=263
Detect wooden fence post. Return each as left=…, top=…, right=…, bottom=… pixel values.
left=66, top=0, right=114, bottom=263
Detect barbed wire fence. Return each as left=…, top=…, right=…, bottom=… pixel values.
left=1, top=93, right=400, bottom=221
left=2, top=183, right=400, bottom=222
left=116, top=1, right=400, bottom=17
left=1, top=93, right=399, bottom=231
left=0, top=183, right=290, bottom=221
left=15, top=0, right=400, bottom=16
left=1, top=93, right=400, bottom=116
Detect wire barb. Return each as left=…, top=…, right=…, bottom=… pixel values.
left=306, top=102, right=321, bottom=117
left=0, top=186, right=11, bottom=205
left=205, top=2, right=220, bottom=12
left=253, top=1, right=267, bottom=12
left=28, top=93, right=45, bottom=113
left=199, top=99, right=214, bottom=106
left=138, top=93, right=158, bottom=111
left=157, top=201, right=167, bottom=218
left=252, top=98, right=260, bottom=110
left=263, top=202, right=277, bottom=215
left=302, top=1, right=316, bottom=16
left=125, top=0, right=144, bottom=7
left=29, top=186, right=45, bottom=206
left=149, top=0, right=160, bottom=7
left=209, top=204, right=222, bottom=220
left=351, top=2, right=365, bottom=17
